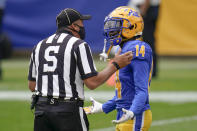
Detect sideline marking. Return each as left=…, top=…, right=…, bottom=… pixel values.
left=93, top=115, right=197, bottom=131
left=1, top=91, right=197, bottom=103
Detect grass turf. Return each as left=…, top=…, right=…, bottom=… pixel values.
left=0, top=58, right=197, bottom=130
left=0, top=101, right=197, bottom=131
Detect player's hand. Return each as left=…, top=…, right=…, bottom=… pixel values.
left=83, top=97, right=103, bottom=114
left=113, top=49, right=133, bottom=69
left=112, top=108, right=134, bottom=124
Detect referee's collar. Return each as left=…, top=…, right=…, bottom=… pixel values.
left=56, top=27, right=73, bottom=35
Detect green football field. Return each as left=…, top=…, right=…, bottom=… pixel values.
left=0, top=57, right=197, bottom=131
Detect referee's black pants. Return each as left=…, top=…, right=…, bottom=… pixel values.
left=34, top=98, right=89, bottom=131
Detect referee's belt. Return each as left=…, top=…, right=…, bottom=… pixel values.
left=37, top=96, right=84, bottom=107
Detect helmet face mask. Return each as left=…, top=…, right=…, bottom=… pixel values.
left=104, top=18, right=123, bottom=46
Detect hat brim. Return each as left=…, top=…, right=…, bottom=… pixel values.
left=81, top=15, right=91, bottom=20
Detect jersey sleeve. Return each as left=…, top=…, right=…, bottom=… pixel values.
left=75, top=42, right=98, bottom=80
left=129, top=59, right=150, bottom=115
left=28, top=47, right=36, bottom=81
left=102, top=96, right=117, bottom=114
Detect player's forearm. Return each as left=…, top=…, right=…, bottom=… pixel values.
left=102, top=96, right=117, bottom=113
left=84, top=64, right=117, bottom=90
left=130, top=91, right=148, bottom=115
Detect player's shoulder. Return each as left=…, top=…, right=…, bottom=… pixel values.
left=123, top=40, right=152, bottom=52
left=122, top=40, right=152, bottom=60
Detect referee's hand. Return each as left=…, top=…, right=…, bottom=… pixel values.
left=113, top=49, right=133, bottom=69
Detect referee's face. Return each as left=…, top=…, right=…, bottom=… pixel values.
left=68, top=20, right=85, bottom=39
left=72, top=20, right=85, bottom=39
left=73, top=20, right=84, bottom=30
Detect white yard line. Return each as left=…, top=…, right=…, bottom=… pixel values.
left=0, top=91, right=32, bottom=101
left=151, top=115, right=197, bottom=126
left=0, top=91, right=197, bottom=103
left=93, top=115, right=197, bottom=131
left=85, top=91, right=197, bottom=103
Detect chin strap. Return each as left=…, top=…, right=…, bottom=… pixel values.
left=107, top=45, right=113, bottom=56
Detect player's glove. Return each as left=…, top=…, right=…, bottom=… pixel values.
left=112, top=108, right=134, bottom=124
left=83, top=97, right=103, bottom=114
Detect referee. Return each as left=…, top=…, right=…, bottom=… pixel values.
left=28, top=8, right=133, bottom=131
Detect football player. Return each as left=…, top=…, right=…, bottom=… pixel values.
left=84, top=6, right=153, bottom=131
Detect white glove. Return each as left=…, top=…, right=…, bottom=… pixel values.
left=112, top=108, right=134, bottom=124
left=99, top=52, right=108, bottom=62
left=84, top=97, right=103, bottom=114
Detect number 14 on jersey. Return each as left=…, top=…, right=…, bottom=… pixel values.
left=136, top=45, right=145, bottom=57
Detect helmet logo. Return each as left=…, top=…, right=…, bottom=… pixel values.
left=128, top=9, right=140, bottom=17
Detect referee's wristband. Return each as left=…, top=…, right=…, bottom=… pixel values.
left=112, top=62, right=120, bottom=70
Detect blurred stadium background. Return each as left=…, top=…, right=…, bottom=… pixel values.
left=0, top=0, right=197, bottom=131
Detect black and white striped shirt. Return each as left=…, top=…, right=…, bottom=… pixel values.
left=28, top=29, right=98, bottom=100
